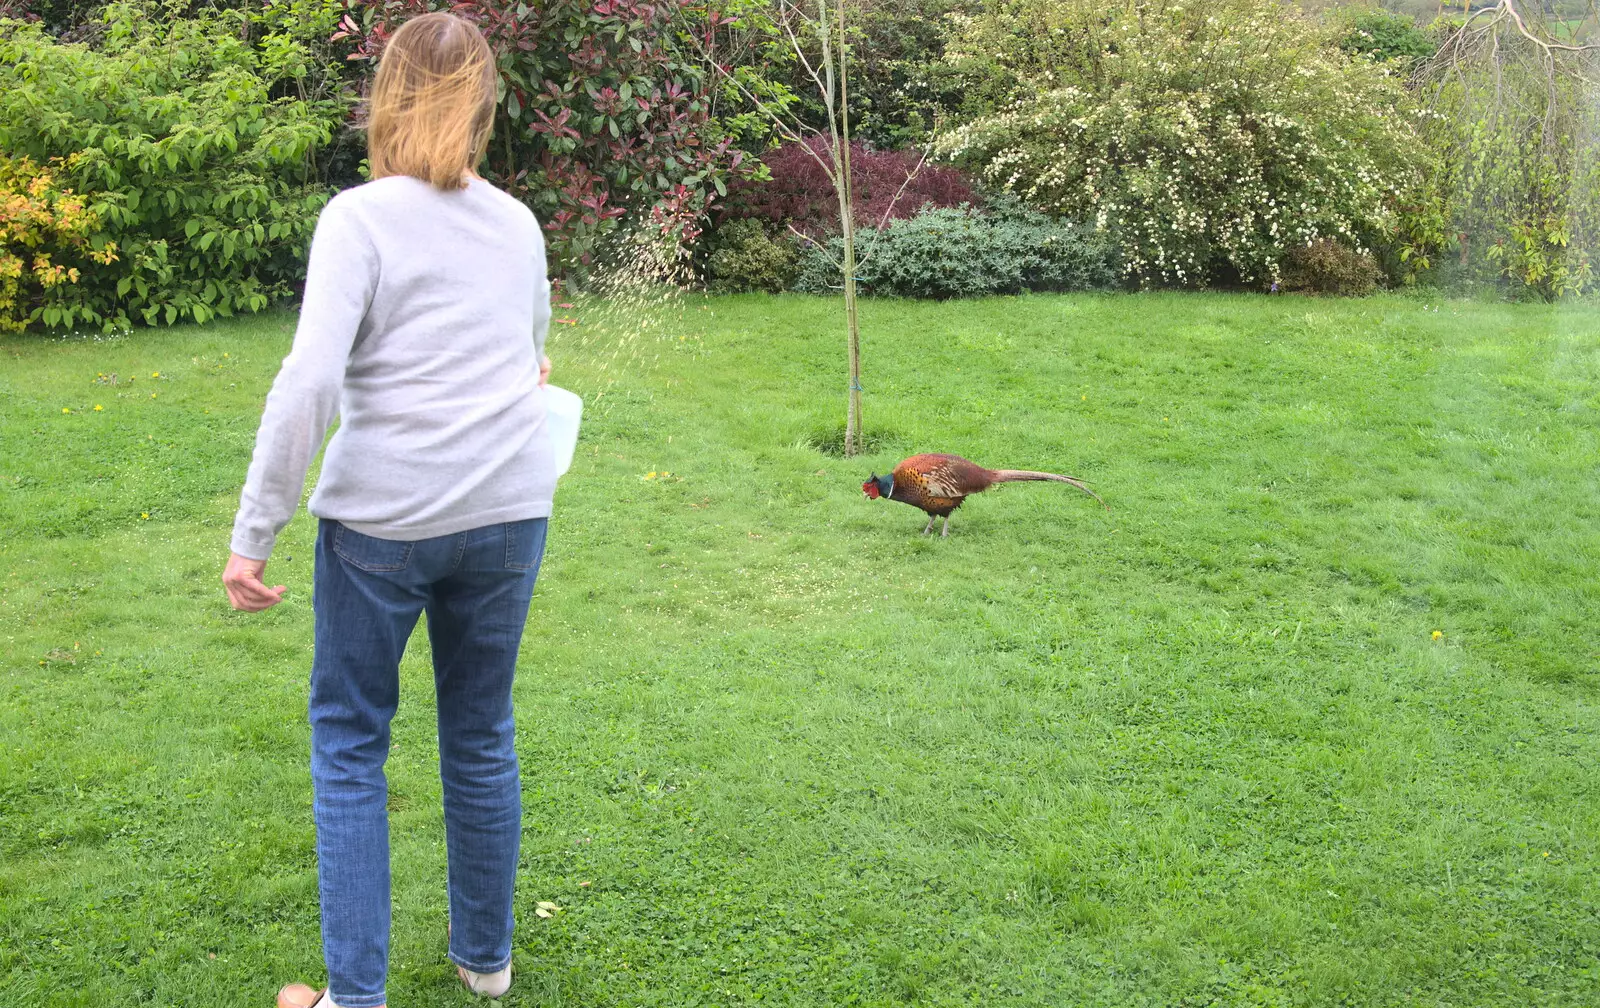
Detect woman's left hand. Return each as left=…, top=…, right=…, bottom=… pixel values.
left=222, top=552, right=287, bottom=612
left=539, top=355, right=552, bottom=387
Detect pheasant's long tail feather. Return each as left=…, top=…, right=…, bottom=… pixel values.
left=989, top=469, right=1109, bottom=510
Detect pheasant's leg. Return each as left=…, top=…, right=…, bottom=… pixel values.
left=922, top=514, right=936, bottom=536
left=941, top=515, right=951, bottom=538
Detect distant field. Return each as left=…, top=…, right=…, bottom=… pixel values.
left=2, top=292, right=1597, bottom=1006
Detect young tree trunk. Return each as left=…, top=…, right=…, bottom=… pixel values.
left=841, top=200, right=862, bottom=456
left=698, top=0, right=874, bottom=453
left=834, top=0, right=861, bottom=456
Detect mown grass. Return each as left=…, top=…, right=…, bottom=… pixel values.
left=2, top=291, right=1598, bottom=1007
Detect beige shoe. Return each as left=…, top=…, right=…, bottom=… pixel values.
left=447, top=921, right=512, bottom=997
left=458, top=964, right=512, bottom=997
left=276, top=985, right=326, bottom=1008
left=276, top=984, right=384, bottom=1008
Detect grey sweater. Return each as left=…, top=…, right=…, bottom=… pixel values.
left=230, top=176, right=556, bottom=560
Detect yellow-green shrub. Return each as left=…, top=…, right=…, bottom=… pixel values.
left=0, top=154, right=116, bottom=331
left=0, top=2, right=346, bottom=331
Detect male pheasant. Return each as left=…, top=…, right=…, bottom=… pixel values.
left=862, top=453, right=1106, bottom=536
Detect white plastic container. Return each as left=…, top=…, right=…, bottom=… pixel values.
left=543, top=384, right=583, bottom=476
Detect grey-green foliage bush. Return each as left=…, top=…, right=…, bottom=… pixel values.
left=0, top=0, right=348, bottom=330
left=706, top=219, right=799, bottom=293
left=794, top=205, right=1117, bottom=299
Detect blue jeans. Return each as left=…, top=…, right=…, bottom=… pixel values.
left=309, top=517, right=547, bottom=1007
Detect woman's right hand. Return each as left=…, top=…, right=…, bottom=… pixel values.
left=539, top=355, right=552, bottom=387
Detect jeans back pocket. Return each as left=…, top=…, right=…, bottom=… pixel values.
left=504, top=518, right=547, bottom=571
left=332, top=523, right=415, bottom=572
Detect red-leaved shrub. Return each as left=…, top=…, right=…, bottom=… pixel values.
left=728, top=137, right=975, bottom=236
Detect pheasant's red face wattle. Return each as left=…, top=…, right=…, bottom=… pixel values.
left=862, top=478, right=882, bottom=499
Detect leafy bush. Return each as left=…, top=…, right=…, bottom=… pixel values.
left=0, top=154, right=116, bottom=331
left=1281, top=239, right=1382, bottom=296
left=934, top=0, right=1425, bottom=289
left=338, top=0, right=753, bottom=274
left=837, top=0, right=982, bottom=149
left=705, top=219, right=799, bottom=293
left=1337, top=9, right=1435, bottom=63
left=728, top=136, right=974, bottom=238
left=739, top=0, right=979, bottom=150
left=794, top=205, right=1117, bottom=298
left=0, top=4, right=345, bottom=330
left=1483, top=214, right=1595, bottom=300
left=1398, top=22, right=1599, bottom=299
left=0, top=0, right=96, bottom=32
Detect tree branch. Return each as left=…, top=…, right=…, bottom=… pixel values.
left=855, top=147, right=931, bottom=270
left=1498, top=0, right=1600, bottom=53
left=685, top=17, right=841, bottom=182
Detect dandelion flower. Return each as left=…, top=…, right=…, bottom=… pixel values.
left=1431, top=630, right=1443, bottom=640
left=93, top=404, right=103, bottom=412
left=151, top=371, right=160, bottom=378
left=62, top=407, right=71, bottom=414
left=150, top=393, right=157, bottom=399
left=140, top=512, right=150, bottom=520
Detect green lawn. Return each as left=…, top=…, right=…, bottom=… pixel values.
left=2, top=292, right=1598, bottom=1007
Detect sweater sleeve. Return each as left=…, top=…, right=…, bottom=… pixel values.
left=229, top=200, right=377, bottom=560
left=534, top=274, right=550, bottom=363
left=532, top=217, right=551, bottom=363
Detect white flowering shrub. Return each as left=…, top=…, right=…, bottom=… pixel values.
left=932, top=0, right=1426, bottom=287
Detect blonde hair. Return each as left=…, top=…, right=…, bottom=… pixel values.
left=367, top=13, right=496, bottom=190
